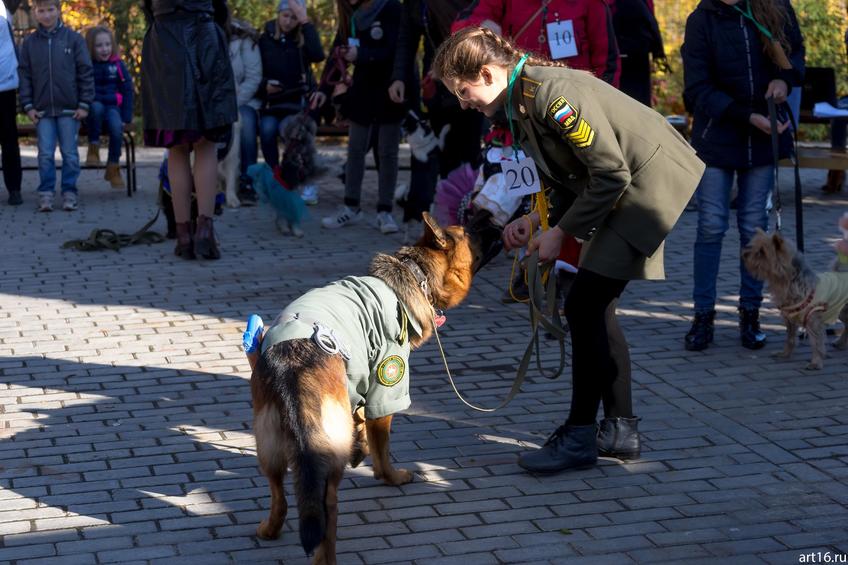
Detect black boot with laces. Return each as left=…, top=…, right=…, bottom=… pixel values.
left=684, top=310, right=715, bottom=351
left=517, top=424, right=598, bottom=474
left=739, top=307, right=767, bottom=349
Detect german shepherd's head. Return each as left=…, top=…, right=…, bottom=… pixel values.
left=370, top=212, right=481, bottom=347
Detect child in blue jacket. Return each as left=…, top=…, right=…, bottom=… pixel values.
left=84, top=26, right=134, bottom=189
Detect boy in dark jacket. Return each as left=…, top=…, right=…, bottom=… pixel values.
left=18, top=0, right=94, bottom=212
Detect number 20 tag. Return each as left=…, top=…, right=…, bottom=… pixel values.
left=501, top=156, right=541, bottom=197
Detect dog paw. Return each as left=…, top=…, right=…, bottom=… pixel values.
left=256, top=520, right=282, bottom=540
left=772, top=351, right=792, bottom=359
left=378, top=468, right=413, bottom=486
left=805, top=361, right=823, bottom=370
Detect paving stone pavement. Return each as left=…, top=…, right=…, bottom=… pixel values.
left=2, top=143, right=848, bottom=565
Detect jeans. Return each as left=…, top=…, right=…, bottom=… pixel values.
left=345, top=121, right=401, bottom=213
left=692, top=165, right=773, bottom=312
left=37, top=116, right=80, bottom=194
left=239, top=105, right=258, bottom=178
left=259, top=111, right=296, bottom=168
left=86, top=101, right=123, bottom=163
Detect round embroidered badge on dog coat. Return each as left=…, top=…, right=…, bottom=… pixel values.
left=377, top=355, right=405, bottom=386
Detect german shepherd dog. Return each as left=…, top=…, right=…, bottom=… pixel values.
left=250, top=212, right=498, bottom=564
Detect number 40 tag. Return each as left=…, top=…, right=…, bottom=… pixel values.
left=501, top=156, right=541, bottom=197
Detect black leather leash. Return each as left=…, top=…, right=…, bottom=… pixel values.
left=767, top=95, right=805, bottom=251
left=61, top=209, right=166, bottom=252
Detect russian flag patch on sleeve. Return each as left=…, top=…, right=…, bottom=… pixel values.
left=547, top=96, right=578, bottom=131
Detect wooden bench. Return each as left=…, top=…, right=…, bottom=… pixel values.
left=788, top=66, right=848, bottom=172
left=9, top=123, right=137, bottom=197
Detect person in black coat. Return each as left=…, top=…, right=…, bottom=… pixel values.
left=611, top=0, right=666, bottom=107
left=257, top=0, right=325, bottom=168
left=387, top=0, right=484, bottom=236
left=681, top=0, right=804, bottom=352
left=141, top=0, right=237, bottom=260
left=319, top=0, right=405, bottom=235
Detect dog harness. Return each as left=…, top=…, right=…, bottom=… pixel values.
left=260, top=276, right=423, bottom=419
left=780, top=271, right=848, bottom=326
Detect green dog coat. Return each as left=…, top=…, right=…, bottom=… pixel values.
left=260, top=276, right=423, bottom=419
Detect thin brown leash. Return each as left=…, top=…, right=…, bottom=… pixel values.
left=432, top=251, right=567, bottom=412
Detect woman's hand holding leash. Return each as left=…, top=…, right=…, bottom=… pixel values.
left=503, top=212, right=539, bottom=250
left=765, top=79, right=788, bottom=104
left=750, top=112, right=788, bottom=136
left=527, top=225, right=565, bottom=262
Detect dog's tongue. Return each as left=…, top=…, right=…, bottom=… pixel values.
left=434, top=313, right=446, bottom=328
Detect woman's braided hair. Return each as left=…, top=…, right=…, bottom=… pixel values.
left=432, top=26, right=565, bottom=83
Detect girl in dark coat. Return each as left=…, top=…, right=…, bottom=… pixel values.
left=320, top=0, right=405, bottom=235
left=257, top=0, right=325, bottom=169
left=681, top=0, right=804, bottom=351
left=84, top=26, right=134, bottom=189
left=141, top=0, right=238, bottom=260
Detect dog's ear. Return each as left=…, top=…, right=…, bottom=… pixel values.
left=421, top=212, right=448, bottom=249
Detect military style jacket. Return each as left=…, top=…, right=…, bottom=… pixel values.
left=261, top=276, right=422, bottom=419
left=509, top=65, right=705, bottom=279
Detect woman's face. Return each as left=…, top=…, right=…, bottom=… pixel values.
left=278, top=10, right=297, bottom=33
left=94, top=32, right=112, bottom=62
left=446, top=66, right=508, bottom=117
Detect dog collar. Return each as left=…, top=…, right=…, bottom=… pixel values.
left=401, top=258, right=446, bottom=328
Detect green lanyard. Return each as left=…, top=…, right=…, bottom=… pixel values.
left=505, top=53, right=530, bottom=152
left=350, top=9, right=358, bottom=38
left=732, top=0, right=773, bottom=40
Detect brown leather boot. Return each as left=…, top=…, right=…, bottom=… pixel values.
left=193, top=215, right=221, bottom=260
left=104, top=162, right=125, bottom=189
left=823, top=170, right=845, bottom=193
left=85, top=143, right=101, bottom=167
left=174, top=221, right=195, bottom=259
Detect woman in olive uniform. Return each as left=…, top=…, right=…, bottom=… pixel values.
left=433, top=27, right=705, bottom=473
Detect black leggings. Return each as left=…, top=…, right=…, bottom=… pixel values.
left=564, top=269, right=631, bottom=425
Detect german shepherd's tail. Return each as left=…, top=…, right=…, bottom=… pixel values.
left=261, top=340, right=353, bottom=555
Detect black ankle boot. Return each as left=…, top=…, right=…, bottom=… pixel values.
left=739, top=307, right=767, bottom=349
left=684, top=310, right=715, bottom=351
left=517, top=424, right=598, bottom=474
left=174, top=221, right=194, bottom=260
left=597, top=417, right=640, bottom=460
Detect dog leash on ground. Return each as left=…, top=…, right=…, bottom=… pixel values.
left=426, top=250, right=568, bottom=412
left=61, top=209, right=166, bottom=252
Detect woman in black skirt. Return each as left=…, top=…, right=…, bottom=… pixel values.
left=141, top=0, right=237, bottom=259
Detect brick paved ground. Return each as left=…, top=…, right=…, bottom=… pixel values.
left=2, top=143, right=848, bottom=565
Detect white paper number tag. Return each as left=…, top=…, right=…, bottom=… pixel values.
left=546, top=20, right=578, bottom=60
left=501, top=156, right=541, bottom=197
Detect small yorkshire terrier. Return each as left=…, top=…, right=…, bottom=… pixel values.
left=742, top=226, right=848, bottom=370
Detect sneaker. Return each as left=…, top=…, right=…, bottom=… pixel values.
left=38, top=193, right=54, bottom=212
left=7, top=191, right=22, bottom=206
left=376, top=211, right=399, bottom=234
left=237, top=188, right=257, bottom=206
left=322, top=206, right=362, bottom=229
left=62, top=192, right=78, bottom=211
left=301, top=184, right=319, bottom=206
